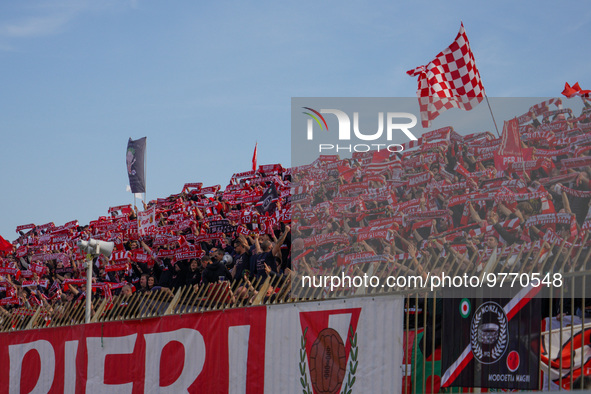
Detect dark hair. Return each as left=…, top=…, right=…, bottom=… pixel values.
left=261, top=240, right=272, bottom=251
left=573, top=375, right=591, bottom=389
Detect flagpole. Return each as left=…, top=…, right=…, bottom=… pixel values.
left=485, top=95, right=501, bottom=138
left=144, top=139, right=147, bottom=208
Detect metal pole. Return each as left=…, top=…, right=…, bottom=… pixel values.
left=144, top=138, right=147, bottom=206
left=85, top=255, right=93, bottom=324
left=485, top=95, right=501, bottom=138
left=431, top=292, right=436, bottom=394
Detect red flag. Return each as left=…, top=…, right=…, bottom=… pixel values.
left=497, top=118, right=522, bottom=157
left=0, top=235, right=12, bottom=254
left=252, top=142, right=258, bottom=172
left=562, top=82, right=591, bottom=98
left=493, top=118, right=533, bottom=171
left=407, top=23, right=485, bottom=128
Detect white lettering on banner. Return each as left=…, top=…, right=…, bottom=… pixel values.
left=144, top=329, right=206, bottom=393
left=87, top=334, right=137, bottom=393
left=229, top=326, right=251, bottom=394
left=138, top=206, right=156, bottom=236
left=9, top=340, right=55, bottom=394
left=488, top=374, right=530, bottom=383
left=0, top=296, right=402, bottom=393
left=503, top=156, right=522, bottom=165
left=64, top=340, right=78, bottom=394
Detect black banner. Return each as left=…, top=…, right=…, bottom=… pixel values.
left=206, top=219, right=237, bottom=234
left=126, top=137, right=146, bottom=193
left=256, top=183, right=279, bottom=214
left=441, top=287, right=541, bottom=390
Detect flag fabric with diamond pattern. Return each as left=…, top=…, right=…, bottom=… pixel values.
left=407, top=23, right=485, bottom=128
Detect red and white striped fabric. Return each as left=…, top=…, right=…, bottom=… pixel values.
left=530, top=98, right=561, bottom=116
left=110, top=251, right=130, bottom=262
left=468, top=218, right=521, bottom=238
left=407, top=23, right=485, bottom=128
left=541, top=315, right=591, bottom=390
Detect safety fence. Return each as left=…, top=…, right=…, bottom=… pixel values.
left=2, top=238, right=591, bottom=392
left=0, top=274, right=293, bottom=332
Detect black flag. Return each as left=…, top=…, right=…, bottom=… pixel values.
left=126, top=137, right=146, bottom=193
left=441, top=286, right=541, bottom=390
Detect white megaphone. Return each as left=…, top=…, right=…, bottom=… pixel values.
left=77, top=239, right=114, bottom=258
left=77, top=238, right=115, bottom=324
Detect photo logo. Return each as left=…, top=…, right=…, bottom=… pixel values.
left=303, top=107, right=329, bottom=138
left=303, top=107, right=419, bottom=153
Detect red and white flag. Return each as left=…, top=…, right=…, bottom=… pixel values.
left=562, top=82, right=591, bottom=98
left=541, top=315, right=591, bottom=390
left=407, top=22, right=485, bottom=128
left=252, top=142, right=258, bottom=172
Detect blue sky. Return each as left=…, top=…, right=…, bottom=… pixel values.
left=0, top=1, right=590, bottom=240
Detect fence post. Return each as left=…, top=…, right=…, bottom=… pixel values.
left=164, top=287, right=183, bottom=315
left=25, top=307, right=42, bottom=330
left=91, top=299, right=109, bottom=323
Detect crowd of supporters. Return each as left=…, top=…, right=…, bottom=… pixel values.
left=291, top=97, right=591, bottom=303
left=0, top=164, right=293, bottom=317
left=2, top=97, right=591, bottom=319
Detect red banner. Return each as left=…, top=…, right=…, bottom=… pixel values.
left=0, top=288, right=403, bottom=394
left=0, top=308, right=267, bottom=393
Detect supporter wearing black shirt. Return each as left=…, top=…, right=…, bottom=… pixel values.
left=231, top=240, right=252, bottom=280
left=201, top=256, right=232, bottom=286
left=165, top=261, right=187, bottom=289
left=184, top=259, right=202, bottom=286
left=250, top=235, right=277, bottom=279
left=250, top=227, right=291, bottom=279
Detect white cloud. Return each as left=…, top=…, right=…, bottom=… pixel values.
left=1, top=12, right=74, bottom=38
left=0, top=0, right=136, bottom=40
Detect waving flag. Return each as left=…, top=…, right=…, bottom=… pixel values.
left=252, top=142, right=258, bottom=172
left=562, top=82, right=591, bottom=98
left=0, top=235, right=12, bottom=254
left=407, top=23, right=485, bottom=128
left=126, top=137, right=147, bottom=194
